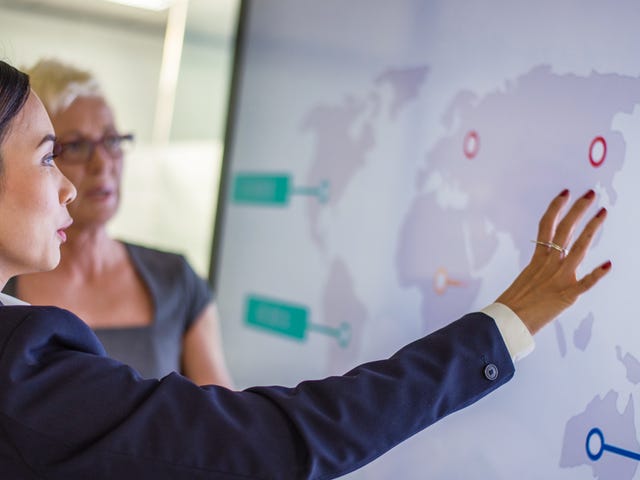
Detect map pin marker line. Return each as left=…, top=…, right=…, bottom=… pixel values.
left=586, top=427, right=640, bottom=462
left=290, top=179, right=330, bottom=204
left=308, top=321, right=351, bottom=348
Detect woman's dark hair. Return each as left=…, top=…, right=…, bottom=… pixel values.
left=0, top=60, right=30, bottom=149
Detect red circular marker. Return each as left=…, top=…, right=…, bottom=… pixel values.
left=463, top=130, right=480, bottom=159
left=589, top=136, right=607, bottom=168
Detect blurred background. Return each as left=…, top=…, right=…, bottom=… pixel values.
left=0, top=0, right=240, bottom=277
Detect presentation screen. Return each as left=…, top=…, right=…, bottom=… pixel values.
left=211, top=1, right=640, bottom=478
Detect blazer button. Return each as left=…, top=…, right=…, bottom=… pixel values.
left=484, top=363, right=499, bottom=381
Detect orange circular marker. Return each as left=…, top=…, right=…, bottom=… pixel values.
left=589, top=136, right=607, bottom=168
left=463, top=130, right=480, bottom=159
left=433, top=267, right=465, bottom=295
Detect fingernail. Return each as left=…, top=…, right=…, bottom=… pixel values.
left=559, top=189, right=569, bottom=197
left=596, top=207, right=607, bottom=218
left=583, top=189, right=595, bottom=200
left=601, top=260, right=612, bottom=271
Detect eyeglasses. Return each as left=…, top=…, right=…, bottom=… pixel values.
left=54, top=133, right=134, bottom=165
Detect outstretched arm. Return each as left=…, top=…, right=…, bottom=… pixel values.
left=0, top=190, right=610, bottom=479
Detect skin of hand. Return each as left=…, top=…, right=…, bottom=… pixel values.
left=496, top=189, right=610, bottom=335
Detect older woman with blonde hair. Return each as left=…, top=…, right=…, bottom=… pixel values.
left=2, top=58, right=233, bottom=387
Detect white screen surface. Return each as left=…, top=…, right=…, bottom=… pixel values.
left=212, top=1, right=640, bottom=478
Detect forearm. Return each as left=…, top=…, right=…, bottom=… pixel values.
left=244, top=312, right=514, bottom=479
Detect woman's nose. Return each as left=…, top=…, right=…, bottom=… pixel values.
left=60, top=173, right=77, bottom=206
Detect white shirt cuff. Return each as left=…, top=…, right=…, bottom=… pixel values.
left=481, top=302, right=535, bottom=362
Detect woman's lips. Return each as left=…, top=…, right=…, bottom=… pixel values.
left=86, top=187, right=113, bottom=199
left=57, top=219, right=73, bottom=243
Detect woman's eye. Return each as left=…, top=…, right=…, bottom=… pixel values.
left=42, top=153, right=57, bottom=166
left=103, top=136, right=119, bottom=149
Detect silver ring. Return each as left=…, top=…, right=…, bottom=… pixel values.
left=531, top=240, right=568, bottom=256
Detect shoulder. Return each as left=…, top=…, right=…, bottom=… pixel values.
left=122, top=242, right=213, bottom=312
left=0, top=305, right=85, bottom=329
left=0, top=305, right=106, bottom=357
left=123, top=241, right=207, bottom=291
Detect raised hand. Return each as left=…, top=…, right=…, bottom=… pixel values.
left=495, top=189, right=611, bottom=335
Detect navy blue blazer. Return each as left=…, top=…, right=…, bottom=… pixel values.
left=0, top=305, right=514, bottom=479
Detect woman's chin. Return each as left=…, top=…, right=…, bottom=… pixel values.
left=40, top=252, right=62, bottom=273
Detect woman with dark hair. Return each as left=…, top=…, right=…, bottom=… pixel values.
left=0, top=59, right=610, bottom=479
left=0, top=62, right=76, bottom=284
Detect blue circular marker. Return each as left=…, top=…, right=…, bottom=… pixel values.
left=586, top=428, right=604, bottom=461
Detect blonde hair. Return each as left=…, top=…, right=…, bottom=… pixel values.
left=25, top=59, right=103, bottom=116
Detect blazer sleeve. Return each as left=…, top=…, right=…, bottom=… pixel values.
left=0, top=306, right=514, bottom=480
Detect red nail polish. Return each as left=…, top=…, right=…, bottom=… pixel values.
left=596, top=207, right=607, bottom=218
left=601, top=260, right=612, bottom=271
left=559, top=189, right=569, bottom=197
left=583, top=189, right=595, bottom=200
